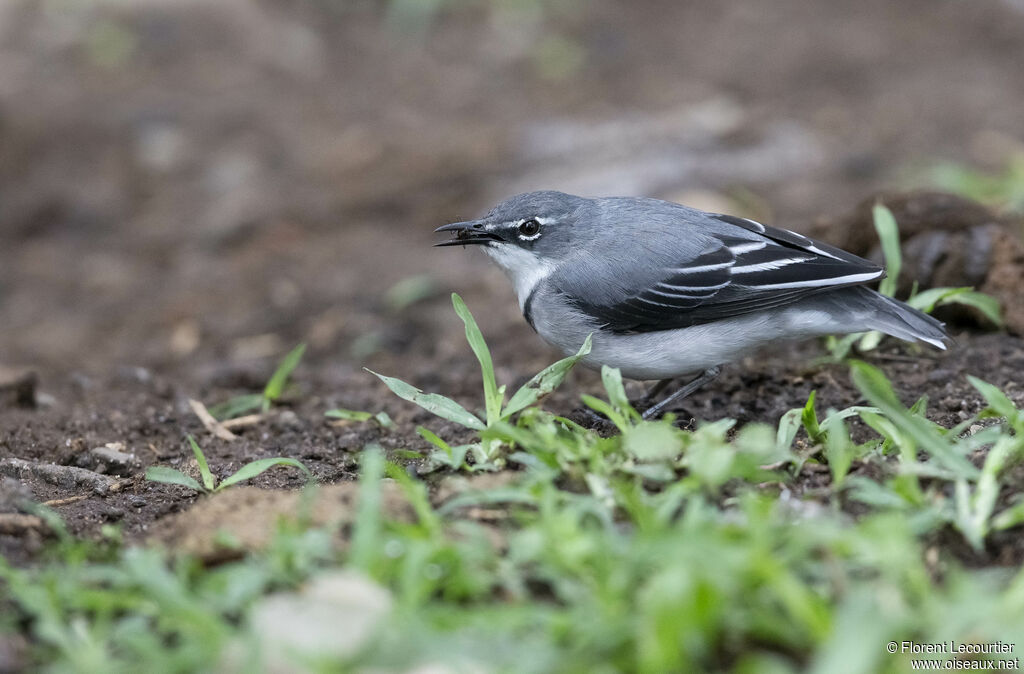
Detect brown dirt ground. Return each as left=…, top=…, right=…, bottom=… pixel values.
left=2, top=0, right=1024, bottom=566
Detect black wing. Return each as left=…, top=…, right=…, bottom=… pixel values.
left=564, top=214, right=885, bottom=334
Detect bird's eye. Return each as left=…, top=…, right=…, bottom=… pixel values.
left=518, top=219, right=541, bottom=238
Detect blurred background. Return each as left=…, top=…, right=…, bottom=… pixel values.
left=1, top=0, right=1023, bottom=379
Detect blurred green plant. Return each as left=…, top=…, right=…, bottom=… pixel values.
left=384, top=274, right=438, bottom=312
left=325, top=407, right=396, bottom=430
left=7, top=360, right=1024, bottom=671
left=369, top=293, right=591, bottom=470
left=8, top=258, right=1024, bottom=672
left=209, top=343, right=306, bottom=420
left=825, top=204, right=1002, bottom=360
left=145, top=435, right=311, bottom=493
left=930, top=154, right=1024, bottom=213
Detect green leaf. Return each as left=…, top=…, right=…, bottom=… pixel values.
left=856, top=330, right=883, bottom=352
left=373, top=412, right=396, bottom=430
left=968, top=376, right=1020, bottom=426
left=823, top=333, right=862, bottom=362
left=263, top=343, right=306, bottom=405
left=187, top=435, right=215, bottom=491
left=367, top=369, right=485, bottom=430
left=777, top=407, right=803, bottom=450
left=581, top=394, right=626, bottom=432
left=845, top=476, right=913, bottom=510
left=452, top=293, right=501, bottom=424
left=801, top=391, right=822, bottom=443
left=208, top=394, right=264, bottom=421
left=908, top=287, right=1003, bottom=326
left=872, top=203, right=901, bottom=298
left=217, top=458, right=311, bottom=491
left=144, top=466, right=203, bottom=492
left=430, top=444, right=474, bottom=471
left=624, top=422, right=682, bottom=462
left=906, top=286, right=966, bottom=313
left=820, top=406, right=881, bottom=436
left=384, top=274, right=437, bottom=312
left=503, top=334, right=592, bottom=419
left=945, top=290, right=1002, bottom=326
left=384, top=462, right=440, bottom=532
left=823, top=418, right=854, bottom=487
left=326, top=408, right=396, bottom=430
left=850, top=361, right=979, bottom=479
left=350, top=446, right=385, bottom=570
left=993, top=498, right=1024, bottom=531
left=962, top=436, right=1018, bottom=544
left=325, top=408, right=373, bottom=422
left=601, top=365, right=635, bottom=420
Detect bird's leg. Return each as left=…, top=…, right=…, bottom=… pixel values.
left=580, top=379, right=673, bottom=429
left=639, top=378, right=674, bottom=407
left=641, top=366, right=722, bottom=420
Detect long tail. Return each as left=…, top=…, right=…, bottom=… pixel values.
left=823, top=286, right=949, bottom=349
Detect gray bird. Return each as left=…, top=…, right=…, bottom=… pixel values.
left=436, top=191, right=947, bottom=418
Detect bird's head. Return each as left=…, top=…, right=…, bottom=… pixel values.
left=435, top=191, right=590, bottom=281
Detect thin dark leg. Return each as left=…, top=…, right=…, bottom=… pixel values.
left=641, top=378, right=674, bottom=405
left=580, top=378, right=676, bottom=429
left=641, top=366, right=722, bottom=420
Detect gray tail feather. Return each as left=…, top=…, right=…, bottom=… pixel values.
left=835, top=286, right=949, bottom=349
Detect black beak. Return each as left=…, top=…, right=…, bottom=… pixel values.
left=433, top=220, right=500, bottom=247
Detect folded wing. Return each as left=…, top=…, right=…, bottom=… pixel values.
left=559, top=213, right=885, bottom=333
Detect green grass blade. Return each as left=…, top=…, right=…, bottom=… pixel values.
left=263, top=343, right=306, bottom=404
left=777, top=407, right=803, bottom=449
left=503, top=334, right=592, bottom=419
left=601, top=365, right=636, bottom=420
left=217, top=458, right=311, bottom=491
left=367, top=369, right=485, bottom=430
left=144, top=466, right=203, bottom=492
left=383, top=462, right=440, bottom=534
left=906, top=286, right=967, bottom=313
left=326, top=408, right=395, bottom=430
left=823, top=418, right=854, bottom=487
left=944, top=290, right=1002, bottom=326
left=850, top=361, right=979, bottom=479
left=325, top=409, right=373, bottom=422
left=823, top=333, right=861, bottom=362
left=451, top=293, right=501, bottom=424
left=581, top=394, right=626, bottom=432
left=801, top=391, right=822, bottom=443
left=856, top=330, right=883, bottom=352
left=350, top=446, right=385, bottom=571
left=968, top=376, right=1020, bottom=429
left=373, top=412, right=396, bottom=430
left=384, top=274, right=436, bottom=312
left=993, top=498, right=1024, bottom=531
left=417, top=426, right=453, bottom=455
left=208, top=394, right=264, bottom=421
left=187, top=435, right=216, bottom=491
left=872, top=203, right=901, bottom=297
left=624, top=422, right=682, bottom=462
left=908, top=286, right=1003, bottom=326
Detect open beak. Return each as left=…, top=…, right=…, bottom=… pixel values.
left=433, top=220, right=500, bottom=247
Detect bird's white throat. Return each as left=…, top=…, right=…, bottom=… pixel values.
left=483, top=243, right=556, bottom=310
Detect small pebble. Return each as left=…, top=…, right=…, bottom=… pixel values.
left=90, top=443, right=136, bottom=476
left=274, top=410, right=305, bottom=431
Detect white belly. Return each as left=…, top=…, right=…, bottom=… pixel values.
left=535, top=304, right=837, bottom=381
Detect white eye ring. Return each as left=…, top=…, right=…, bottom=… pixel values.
left=518, top=219, right=542, bottom=240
